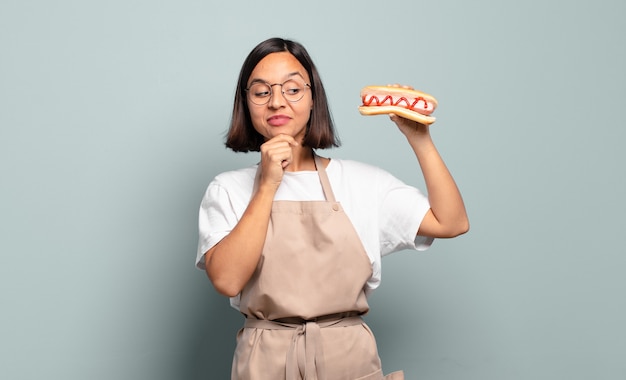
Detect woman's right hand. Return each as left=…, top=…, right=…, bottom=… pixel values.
left=258, top=134, right=299, bottom=190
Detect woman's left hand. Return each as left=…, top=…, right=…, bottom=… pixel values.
left=386, top=84, right=431, bottom=138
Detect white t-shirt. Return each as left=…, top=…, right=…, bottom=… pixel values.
left=196, top=158, right=433, bottom=309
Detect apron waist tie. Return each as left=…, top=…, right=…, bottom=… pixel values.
left=244, top=315, right=364, bottom=380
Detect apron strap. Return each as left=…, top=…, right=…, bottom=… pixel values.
left=245, top=316, right=363, bottom=380
left=313, top=153, right=336, bottom=203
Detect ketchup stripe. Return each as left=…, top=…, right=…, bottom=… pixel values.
left=362, top=95, right=430, bottom=111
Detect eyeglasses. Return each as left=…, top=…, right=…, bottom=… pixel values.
left=246, top=79, right=311, bottom=105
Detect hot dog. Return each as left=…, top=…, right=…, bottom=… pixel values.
left=358, top=85, right=438, bottom=125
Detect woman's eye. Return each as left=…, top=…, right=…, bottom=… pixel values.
left=255, top=91, right=270, bottom=97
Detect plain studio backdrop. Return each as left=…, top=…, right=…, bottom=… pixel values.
left=1, top=1, right=624, bottom=379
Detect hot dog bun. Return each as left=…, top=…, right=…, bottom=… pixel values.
left=358, top=85, right=438, bottom=125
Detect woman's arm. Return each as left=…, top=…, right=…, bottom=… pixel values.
left=204, top=185, right=274, bottom=297
left=204, top=135, right=298, bottom=296
left=390, top=113, right=469, bottom=239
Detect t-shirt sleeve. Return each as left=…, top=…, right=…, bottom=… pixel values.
left=195, top=181, right=239, bottom=270
left=377, top=170, right=434, bottom=256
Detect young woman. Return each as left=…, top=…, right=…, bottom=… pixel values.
left=196, top=37, right=469, bottom=380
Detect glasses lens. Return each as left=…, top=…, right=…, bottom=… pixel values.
left=282, top=80, right=305, bottom=102
left=248, top=83, right=272, bottom=105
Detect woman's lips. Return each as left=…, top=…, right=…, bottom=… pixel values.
left=267, top=115, right=291, bottom=127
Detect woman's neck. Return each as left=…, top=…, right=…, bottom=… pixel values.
left=284, top=146, right=315, bottom=172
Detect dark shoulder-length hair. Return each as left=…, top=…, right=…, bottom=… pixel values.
left=225, top=37, right=340, bottom=152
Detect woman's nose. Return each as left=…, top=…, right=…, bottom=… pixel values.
left=268, top=84, right=286, bottom=109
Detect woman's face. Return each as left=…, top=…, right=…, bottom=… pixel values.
left=246, top=52, right=313, bottom=143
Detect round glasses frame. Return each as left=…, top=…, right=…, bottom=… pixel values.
left=245, top=80, right=311, bottom=105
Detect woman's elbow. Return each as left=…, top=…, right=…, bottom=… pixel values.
left=420, top=211, right=469, bottom=238
left=210, top=277, right=242, bottom=298
left=436, top=218, right=470, bottom=238
left=456, top=219, right=470, bottom=236
left=204, top=252, right=244, bottom=297
left=448, top=218, right=470, bottom=238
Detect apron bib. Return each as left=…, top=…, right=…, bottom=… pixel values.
left=232, top=154, right=404, bottom=380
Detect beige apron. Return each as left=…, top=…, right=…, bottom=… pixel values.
left=232, top=154, right=404, bottom=380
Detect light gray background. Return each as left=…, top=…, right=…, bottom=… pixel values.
left=1, top=0, right=624, bottom=379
